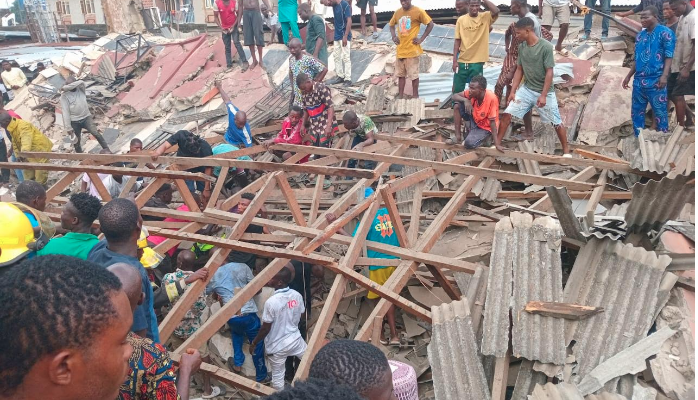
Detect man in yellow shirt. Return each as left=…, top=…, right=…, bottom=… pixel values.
left=1, top=61, right=27, bottom=90
left=0, top=112, right=53, bottom=185
left=452, top=0, right=500, bottom=94
left=389, top=0, right=434, bottom=99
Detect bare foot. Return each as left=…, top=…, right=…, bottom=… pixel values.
left=259, top=61, right=265, bottom=70
left=555, top=44, right=563, bottom=52
left=241, top=62, right=249, bottom=72
left=250, top=60, right=258, bottom=69
left=361, top=28, right=367, bottom=36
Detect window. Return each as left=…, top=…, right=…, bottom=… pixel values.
left=56, top=1, right=70, bottom=15
left=80, top=0, right=96, bottom=14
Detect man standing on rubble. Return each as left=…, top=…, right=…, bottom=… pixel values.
left=299, top=4, right=329, bottom=65
left=242, top=0, right=271, bottom=70
left=326, top=0, right=353, bottom=85
left=623, top=7, right=675, bottom=136
left=1, top=60, right=26, bottom=91
left=214, top=0, right=249, bottom=71
left=60, top=76, right=110, bottom=153
left=0, top=112, right=52, bottom=185
left=389, top=0, right=435, bottom=99
left=495, top=18, right=571, bottom=156
left=539, top=0, right=587, bottom=52
left=452, top=0, right=499, bottom=98
left=668, top=0, right=695, bottom=128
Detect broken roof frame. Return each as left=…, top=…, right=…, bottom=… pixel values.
left=14, top=115, right=691, bottom=397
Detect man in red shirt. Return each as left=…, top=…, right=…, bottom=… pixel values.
left=451, top=75, right=499, bottom=149
left=214, top=0, right=249, bottom=71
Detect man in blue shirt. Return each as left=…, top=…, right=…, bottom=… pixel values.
left=216, top=81, right=253, bottom=147
left=88, top=198, right=160, bottom=343
left=327, top=0, right=353, bottom=85
left=622, top=7, right=675, bottom=136
left=206, top=260, right=269, bottom=382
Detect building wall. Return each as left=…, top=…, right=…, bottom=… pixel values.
left=50, top=0, right=105, bottom=25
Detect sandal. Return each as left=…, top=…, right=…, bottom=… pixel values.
left=380, top=338, right=401, bottom=346
left=201, top=385, right=221, bottom=399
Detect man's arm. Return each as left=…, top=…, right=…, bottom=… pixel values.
left=537, top=67, right=554, bottom=108
left=390, top=24, right=399, bottom=44
left=489, top=118, right=498, bottom=138
left=214, top=10, right=222, bottom=28
left=482, top=0, right=500, bottom=19
left=151, top=141, right=174, bottom=160
left=313, top=37, right=323, bottom=58
left=17, top=125, right=33, bottom=152
left=325, top=106, right=335, bottom=135
left=344, top=12, right=352, bottom=45
left=176, top=349, right=202, bottom=400
left=509, top=64, right=524, bottom=98
left=324, top=212, right=351, bottom=235
left=452, top=39, right=461, bottom=72
left=1, top=73, right=9, bottom=89
left=679, top=39, right=695, bottom=82
left=216, top=81, right=232, bottom=104
left=419, top=21, right=435, bottom=43
left=659, top=57, right=673, bottom=88
left=538, top=0, right=543, bottom=16
left=249, top=321, right=272, bottom=352
left=315, top=65, right=329, bottom=81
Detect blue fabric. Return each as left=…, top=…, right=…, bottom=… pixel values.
left=332, top=0, right=353, bottom=41
left=634, top=25, right=675, bottom=88
left=88, top=240, right=160, bottom=343
left=23, top=211, right=38, bottom=228
left=212, top=143, right=253, bottom=177
left=632, top=84, right=669, bottom=136
left=224, top=102, right=253, bottom=147
left=185, top=180, right=204, bottom=193
left=228, top=313, right=268, bottom=381
left=352, top=208, right=400, bottom=271
left=10, top=154, right=24, bottom=182
left=584, top=0, right=610, bottom=35
left=206, top=262, right=258, bottom=314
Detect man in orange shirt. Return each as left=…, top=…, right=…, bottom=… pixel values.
left=451, top=75, right=499, bottom=149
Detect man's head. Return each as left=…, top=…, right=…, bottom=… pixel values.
left=267, top=266, right=293, bottom=289
left=177, top=130, right=202, bottom=155
left=0, top=111, right=13, bottom=129
left=107, top=262, right=144, bottom=312
left=36, top=62, right=45, bottom=72
left=0, top=255, right=133, bottom=400
left=65, top=76, right=76, bottom=85
left=16, top=180, right=47, bottom=211
left=342, top=110, right=360, bottom=130
left=234, top=110, right=248, bottom=130
left=468, top=0, right=481, bottom=17
left=455, top=0, right=468, bottom=15
left=514, top=16, right=535, bottom=41
left=261, top=2, right=270, bottom=15
left=299, top=3, right=312, bottom=20
left=640, top=7, right=660, bottom=28
left=400, top=0, right=412, bottom=10
left=296, top=73, right=314, bottom=94
left=309, top=340, right=395, bottom=400
left=289, top=105, right=303, bottom=126
left=469, top=75, right=488, bottom=99
left=98, top=198, right=142, bottom=245
left=289, top=37, right=303, bottom=57
left=61, top=192, right=102, bottom=232
left=2, top=61, right=11, bottom=72
left=663, top=0, right=676, bottom=19
left=176, top=250, right=197, bottom=272
left=669, top=0, right=689, bottom=16
left=129, top=138, right=143, bottom=153
left=264, top=378, right=364, bottom=400
left=511, top=0, right=527, bottom=16
left=236, top=192, right=255, bottom=214
left=154, top=183, right=173, bottom=204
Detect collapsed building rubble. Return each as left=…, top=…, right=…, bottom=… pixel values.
left=0, top=11, right=694, bottom=400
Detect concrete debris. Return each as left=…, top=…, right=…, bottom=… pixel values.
left=578, top=67, right=634, bottom=145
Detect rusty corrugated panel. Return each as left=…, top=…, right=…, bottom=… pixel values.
left=482, top=213, right=567, bottom=365
left=625, top=175, right=695, bottom=232
left=563, top=238, right=671, bottom=390
left=427, top=298, right=491, bottom=400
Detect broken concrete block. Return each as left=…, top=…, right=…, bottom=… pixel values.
left=571, top=43, right=600, bottom=60
left=602, top=37, right=628, bottom=51
left=599, top=51, right=627, bottom=67
left=578, top=67, right=633, bottom=145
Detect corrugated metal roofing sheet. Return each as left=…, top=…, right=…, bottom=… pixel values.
left=529, top=383, right=629, bottom=400
left=427, top=298, right=491, bottom=400
left=563, top=238, right=671, bottom=389
left=482, top=212, right=567, bottom=365
left=624, top=175, right=695, bottom=232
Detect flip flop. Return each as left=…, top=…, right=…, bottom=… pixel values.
left=510, top=133, right=534, bottom=141
left=201, top=386, right=221, bottom=399
left=380, top=338, right=401, bottom=346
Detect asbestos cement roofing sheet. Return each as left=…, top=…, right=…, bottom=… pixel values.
left=624, top=174, right=695, bottom=232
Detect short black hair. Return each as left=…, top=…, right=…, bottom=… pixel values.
left=290, top=105, right=303, bottom=114
left=176, top=130, right=202, bottom=154
left=15, top=180, right=46, bottom=205
left=241, top=192, right=255, bottom=201
left=470, top=75, right=488, bottom=90
left=99, top=198, right=140, bottom=242
left=69, top=192, right=102, bottom=226
left=156, top=183, right=172, bottom=194
left=0, top=112, right=10, bottom=127
left=262, top=378, right=363, bottom=400
left=342, top=110, right=358, bottom=123
left=0, top=255, right=122, bottom=394
left=309, top=340, right=390, bottom=395
left=130, top=138, right=143, bottom=146
left=669, top=0, right=686, bottom=4
left=296, top=73, right=311, bottom=87
left=511, top=0, right=527, bottom=5
left=275, top=266, right=293, bottom=285
left=515, top=16, right=535, bottom=29
left=37, top=62, right=44, bottom=67
left=643, top=5, right=659, bottom=16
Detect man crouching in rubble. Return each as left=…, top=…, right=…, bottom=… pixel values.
left=451, top=75, right=499, bottom=149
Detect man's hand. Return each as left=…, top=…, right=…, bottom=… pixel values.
left=262, top=139, right=274, bottom=149
left=657, top=74, right=668, bottom=89
left=678, top=66, right=690, bottom=83
left=180, top=348, right=203, bottom=374
left=537, top=9, right=542, bottom=17
left=150, top=151, right=159, bottom=162
left=462, top=99, right=473, bottom=114
left=495, top=143, right=506, bottom=152
left=452, top=60, right=458, bottom=73
left=392, top=35, right=400, bottom=45
left=507, top=92, right=516, bottom=105
left=249, top=342, right=257, bottom=355
left=325, top=212, right=338, bottom=223
left=622, top=75, right=631, bottom=89
left=11, top=85, right=19, bottom=90
left=342, top=37, right=348, bottom=47
left=412, top=37, right=421, bottom=45
left=580, top=6, right=590, bottom=15
left=324, top=125, right=333, bottom=137
left=536, top=94, right=547, bottom=108
left=184, top=268, right=209, bottom=285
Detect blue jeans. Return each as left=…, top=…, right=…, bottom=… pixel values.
left=347, top=135, right=376, bottom=170
left=10, top=154, right=23, bottom=182
left=584, top=0, right=610, bottom=35
left=185, top=179, right=204, bottom=194
left=228, top=313, right=268, bottom=381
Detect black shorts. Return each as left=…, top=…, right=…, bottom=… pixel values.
left=243, top=9, right=265, bottom=47
left=667, top=70, right=695, bottom=97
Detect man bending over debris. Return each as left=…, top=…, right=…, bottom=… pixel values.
left=0, top=111, right=53, bottom=185
left=341, top=110, right=377, bottom=169
left=60, top=76, right=110, bottom=153
left=298, top=73, right=336, bottom=148
left=451, top=75, right=499, bottom=149
left=325, top=187, right=401, bottom=346
left=623, top=7, right=675, bottom=136
left=389, top=0, right=434, bottom=98
left=216, top=80, right=254, bottom=148
left=251, top=267, right=307, bottom=390
left=206, top=258, right=270, bottom=383
left=263, top=105, right=312, bottom=163
left=109, top=263, right=203, bottom=400
left=37, top=192, right=101, bottom=259
left=495, top=17, right=571, bottom=156
left=151, top=130, right=214, bottom=200
left=242, top=0, right=271, bottom=69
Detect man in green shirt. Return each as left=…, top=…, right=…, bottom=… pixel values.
left=38, top=193, right=101, bottom=259
left=299, top=4, right=329, bottom=65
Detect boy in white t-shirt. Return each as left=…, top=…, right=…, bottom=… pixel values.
left=250, top=265, right=306, bottom=390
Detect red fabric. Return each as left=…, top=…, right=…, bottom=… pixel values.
left=7, top=110, right=20, bottom=119
left=147, top=205, right=190, bottom=257
left=274, top=117, right=311, bottom=163
left=215, top=0, right=238, bottom=29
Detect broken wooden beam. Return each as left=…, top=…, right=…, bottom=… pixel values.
left=0, top=162, right=216, bottom=181
left=524, top=301, right=604, bottom=320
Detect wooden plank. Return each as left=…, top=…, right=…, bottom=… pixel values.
left=524, top=301, right=604, bottom=320
left=308, top=174, right=325, bottom=224
left=46, top=171, right=81, bottom=202
left=119, top=163, right=145, bottom=197
left=272, top=144, right=598, bottom=191
left=173, top=178, right=201, bottom=213
left=0, top=162, right=215, bottom=181
left=229, top=174, right=278, bottom=241
left=86, top=173, right=113, bottom=202
left=355, top=257, right=402, bottom=266
left=466, top=204, right=504, bottom=221
left=159, top=249, right=230, bottom=341
left=152, top=221, right=201, bottom=255
left=169, top=353, right=275, bottom=397
left=421, top=190, right=632, bottom=200
left=379, top=188, right=411, bottom=248
left=408, top=181, right=424, bottom=245
left=206, top=166, right=228, bottom=209
left=135, top=178, right=166, bottom=208
left=676, top=276, right=695, bottom=292
left=529, top=166, right=596, bottom=212
left=274, top=172, right=307, bottom=227
left=385, top=167, right=437, bottom=194
left=492, top=353, right=511, bottom=400
left=574, top=149, right=630, bottom=165
left=425, top=264, right=460, bottom=300
left=585, top=171, right=608, bottom=228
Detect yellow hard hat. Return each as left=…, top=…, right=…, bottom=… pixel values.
left=137, top=227, right=150, bottom=250
left=0, top=202, right=36, bottom=267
